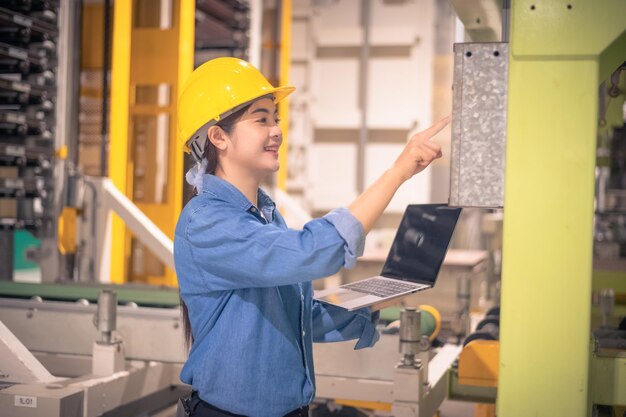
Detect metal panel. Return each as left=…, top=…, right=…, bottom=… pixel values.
left=589, top=349, right=626, bottom=406
left=501, top=57, right=597, bottom=417
left=0, top=362, right=183, bottom=417
left=313, top=334, right=399, bottom=381
left=449, top=0, right=503, bottom=42
left=498, top=2, right=626, bottom=415
left=315, top=343, right=461, bottom=413
left=0, top=384, right=83, bottom=417
left=510, top=0, right=626, bottom=62
left=0, top=298, right=185, bottom=363
left=450, top=42, right=508, bottom=208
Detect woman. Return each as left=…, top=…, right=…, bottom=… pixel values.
left=174, top=57, right=448, bottom=417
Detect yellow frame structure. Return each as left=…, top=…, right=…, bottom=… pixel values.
left=277, top=0, right=292, bottom=192
left=109, top=0, right=194, bottom=285
left=499, top=1, right=626, bottom=416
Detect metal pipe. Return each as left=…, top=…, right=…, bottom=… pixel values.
left=277, top=0, right=291, bottom=191
left=457, top=274, right=471, bottom=312
left=0, top=230, right=14, bottom=281
left=102, top=178, right=174, bottom=269
left=357, top=0, right=371, bottom=193
left=599, top=288, right=615, bottom=329
left=248, top=0, right=262, bottom=68
left=399, top=308, right=421, bottom=367
left=196, top=9, right=237, bottom=39
left=456, top=274, right=471, bottom=339
left=100, top=0, right=111, bottom=177
left=58, top=0, right=82, bottom=167
left=501, top=0, right=510, bottom=43
left=82, top=178, right=98, bottom=281
left=95, top=290, right=117, bottom=344
left=196, top=0, right=241, bottom=26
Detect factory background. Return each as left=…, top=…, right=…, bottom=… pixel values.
left=0, top=0, right=624, bottom=416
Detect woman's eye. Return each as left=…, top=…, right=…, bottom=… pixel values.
left=275, top=118, right=281, bottom=124
left=258, top=118, right=267, bottom=123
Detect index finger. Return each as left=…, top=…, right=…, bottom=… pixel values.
left=415, top=115, right=451, bottom=142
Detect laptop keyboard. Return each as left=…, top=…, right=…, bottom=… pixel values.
left=342, top=278, right=426, bottom=298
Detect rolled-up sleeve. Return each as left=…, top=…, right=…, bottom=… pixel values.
left=311, top=301, right=380, bottom=349
left=322, top=208, right=365, bottom=269
left=184, top=203, right=365, bottom=291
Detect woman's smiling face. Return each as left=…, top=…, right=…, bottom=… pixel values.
left=222, top=97, right=282, bottom=177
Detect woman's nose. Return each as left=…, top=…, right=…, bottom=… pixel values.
left=270, top=125, right=282, bottom=141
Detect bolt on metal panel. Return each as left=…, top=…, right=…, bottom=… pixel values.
left=449, top=42, right=508, bottom=208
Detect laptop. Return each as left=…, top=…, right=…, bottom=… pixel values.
left=314, top=204, right=462, bottom=311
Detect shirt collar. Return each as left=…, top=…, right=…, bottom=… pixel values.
left=257, top=188, right=276, bottom=222
left=201, top=174, right=276, bottom=220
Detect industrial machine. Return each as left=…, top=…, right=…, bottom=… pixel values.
left=0, top=0, right=62, bottom=283
left=312, top=307, right=462, bottom=417
left=0, top=286, right=187, bottom=417
left=0, top=289, right=471, bottom=417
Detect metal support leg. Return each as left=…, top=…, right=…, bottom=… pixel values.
left=92, top=290, right=125, bottom=375
left=0, top=229, right=14, bottom=281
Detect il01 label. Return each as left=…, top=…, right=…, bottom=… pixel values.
left=15, top=395, right=37, bottom=408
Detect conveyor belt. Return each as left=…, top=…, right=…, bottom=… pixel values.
left=0, top=281, right=180, bottom=307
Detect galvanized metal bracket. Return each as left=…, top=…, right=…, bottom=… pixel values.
left=449, top=42, right=508, bottom=208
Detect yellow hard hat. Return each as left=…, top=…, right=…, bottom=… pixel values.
left=178, top=57, right=295, bottom=161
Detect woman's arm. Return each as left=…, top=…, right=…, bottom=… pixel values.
left=180, top=205, right=362, bottom=291
left=178, top=117, right=450, bottom=291
left=348, top=116, right=450, bottom=233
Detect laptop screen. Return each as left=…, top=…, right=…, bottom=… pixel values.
left=381, top=204, right=461, bottom=285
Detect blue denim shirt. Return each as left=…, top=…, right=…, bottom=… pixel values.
left=174, top=174, right=379, bottom=417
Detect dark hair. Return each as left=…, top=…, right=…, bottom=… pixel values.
left=180, top=103, right=253, bottom=352
left=202, top=104, right=250, bottom=175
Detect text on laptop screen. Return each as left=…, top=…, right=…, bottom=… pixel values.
left=381, top=204, right=461, bottom=284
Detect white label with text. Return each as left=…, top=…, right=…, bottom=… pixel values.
left=15, top=395, right=37, bottom=408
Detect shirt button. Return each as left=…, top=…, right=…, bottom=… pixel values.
left=302, top=331, right=306, bottom=337
left=250, top=207, right=257, bottom=213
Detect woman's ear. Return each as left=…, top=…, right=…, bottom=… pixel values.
left=207, top=126, right=228, bottom=151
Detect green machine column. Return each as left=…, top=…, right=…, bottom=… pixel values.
left=499, top=2, right=626, bottom=416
